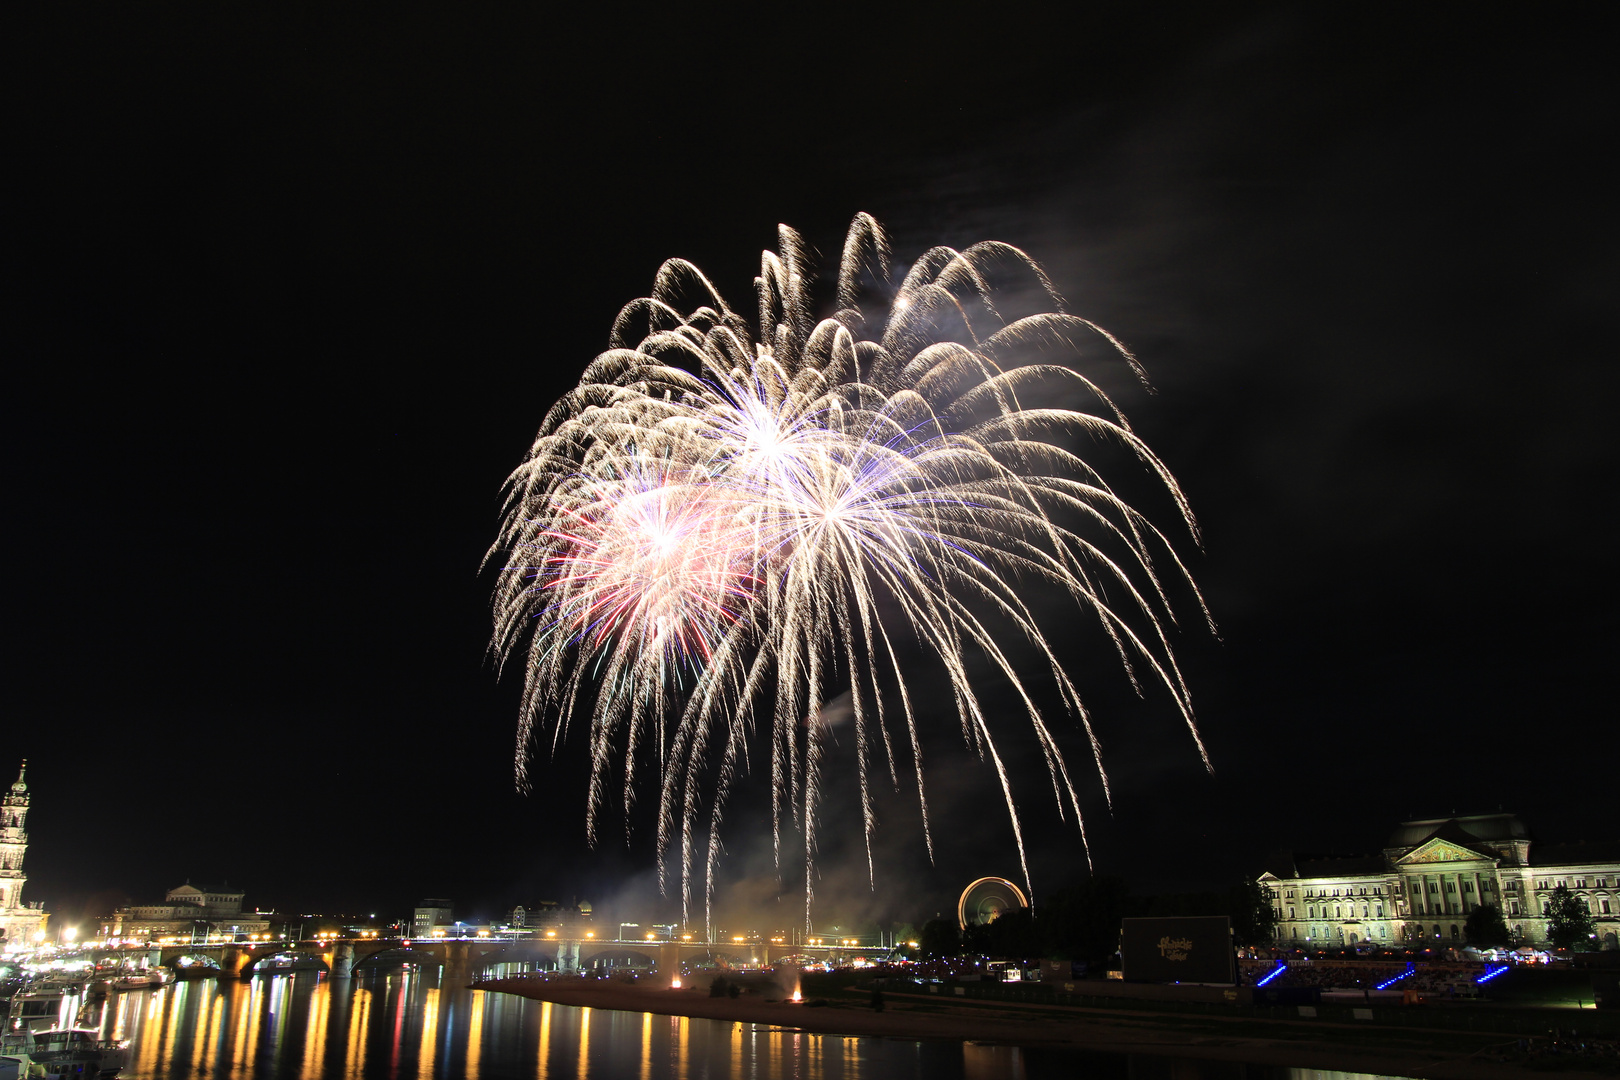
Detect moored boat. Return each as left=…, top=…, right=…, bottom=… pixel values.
left=6, top=984, right=74, bottom=1033
left=108, top=970, right=167, bottom=991
left=3, top=1028, right=129, bottom=1078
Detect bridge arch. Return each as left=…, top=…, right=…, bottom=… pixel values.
left=469, top=943, right=559, bottom=974
left=351, top=947, right=444, bottom=974
left=163, top=953, right=223, bottom=975
left=244, top=951, right=329, bottom=974
left=577, top=946, right=656, bottom=969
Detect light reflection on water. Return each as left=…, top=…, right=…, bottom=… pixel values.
left=75, top=971, right=1407, bottom=1079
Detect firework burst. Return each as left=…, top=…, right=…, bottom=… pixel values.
left=489, top=214, right=1213, bottom=932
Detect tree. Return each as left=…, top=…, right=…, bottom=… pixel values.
left=1228, top=880, right=1279, bottom=947
left=1543, top=885, right=1596, bottom=951
left=1041, top=876, right=1136, bottom=968
left=1463, top=903, right=1511, bottom=946
left=964, top=907, right=1044, bottom=959
left=919, top=918, right=961, bottom=958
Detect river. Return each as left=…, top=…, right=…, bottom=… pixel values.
left=66, top=971, right=1404, bottom=1079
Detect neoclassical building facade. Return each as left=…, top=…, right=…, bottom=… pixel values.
left=101, top=882, right=270, bottom=942
left=1260, top=813, right=1619, bottom=949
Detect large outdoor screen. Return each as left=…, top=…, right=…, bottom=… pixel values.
left=1120, top=916, right=1236, bottom=984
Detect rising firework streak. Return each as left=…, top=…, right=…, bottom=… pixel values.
left=489, top=214, right=1213, bottom=932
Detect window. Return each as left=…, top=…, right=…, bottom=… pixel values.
left=1602, top=900, right=1612, bottom=915
left=1362, top=905, right=1369, bottom=919
left=1577, top=879, right=1587, bottom=889
left=1509, top=901, right=1520, bottom=915
left=1289, top=906, right=1296, bottom=920
left=1376, top=904, right=1384, bottom=918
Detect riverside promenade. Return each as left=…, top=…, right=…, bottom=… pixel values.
left=477, top=974, right=1620, bottom=1078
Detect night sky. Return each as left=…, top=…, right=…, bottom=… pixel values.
left=10, top=5, right=1616, bottom=935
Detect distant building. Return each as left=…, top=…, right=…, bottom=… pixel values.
left=104, top=882, right=271, bottom=942
left=411, top=899, right=454, bottom=938
left=509, top=901, right=563, bottom=931
left=1261, top=813, right=1620, bottom=949
left=0, top=762, right=49, bottom=947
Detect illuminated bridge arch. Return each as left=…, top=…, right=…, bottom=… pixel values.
left=351, top=947, right=443, bottom=973
left=469, top=943, right=559, bottom=973
left=576, top=946, right=654, bottom=968
left=161, top=953, right=224, bottom=974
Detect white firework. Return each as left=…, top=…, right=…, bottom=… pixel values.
left=489, top=213, right=1212, bottom=934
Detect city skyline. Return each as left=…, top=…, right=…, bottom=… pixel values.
left=9, top=6, right=1615, bottom=932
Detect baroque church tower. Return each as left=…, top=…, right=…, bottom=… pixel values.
left=0, top=760, right=49, bottom=944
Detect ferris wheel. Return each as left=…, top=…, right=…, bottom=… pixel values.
left=957, top=876, right=1029, bottom=931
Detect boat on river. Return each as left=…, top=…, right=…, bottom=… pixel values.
left=5, top=984, right=73, bottom=1033
left=108, top=970, right=168, bottom=991
left=1, top=1028, right=128, bottom=1078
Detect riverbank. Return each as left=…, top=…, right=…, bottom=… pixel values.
left=477, top=977, right=1618, bottom=1078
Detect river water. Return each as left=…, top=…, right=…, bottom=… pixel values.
left=71, top=971, right=1405, bottom=1079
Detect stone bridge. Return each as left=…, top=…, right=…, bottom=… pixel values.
left=77, top=936, right=838, bottom=981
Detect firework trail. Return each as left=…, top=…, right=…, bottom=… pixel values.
left=489, top=214, right=1213, bottom=934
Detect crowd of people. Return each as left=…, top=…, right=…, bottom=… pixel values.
left=1239, top=958, right=1486, bottom=997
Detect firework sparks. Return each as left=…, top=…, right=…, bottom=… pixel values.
left=489, top=214, right=1213, bottom=933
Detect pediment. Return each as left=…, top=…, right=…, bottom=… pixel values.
left=1397, top=838, right=1492, bottom=865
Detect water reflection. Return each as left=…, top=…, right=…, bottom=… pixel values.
left=75, top=971, right=1409, bottom=1079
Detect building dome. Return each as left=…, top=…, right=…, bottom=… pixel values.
left=9, top=761, right=24, bottom=794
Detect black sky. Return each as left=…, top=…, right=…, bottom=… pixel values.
left=9, top=4, right=1617, bottom=934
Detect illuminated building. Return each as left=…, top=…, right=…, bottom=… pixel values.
left=411, top=899, right=455, bottom=938
left=1261, top=813, right=1620, bottom=949
left=0, top=761, right=49, bottom=946
left=104, top=882, right=270, bottom=942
